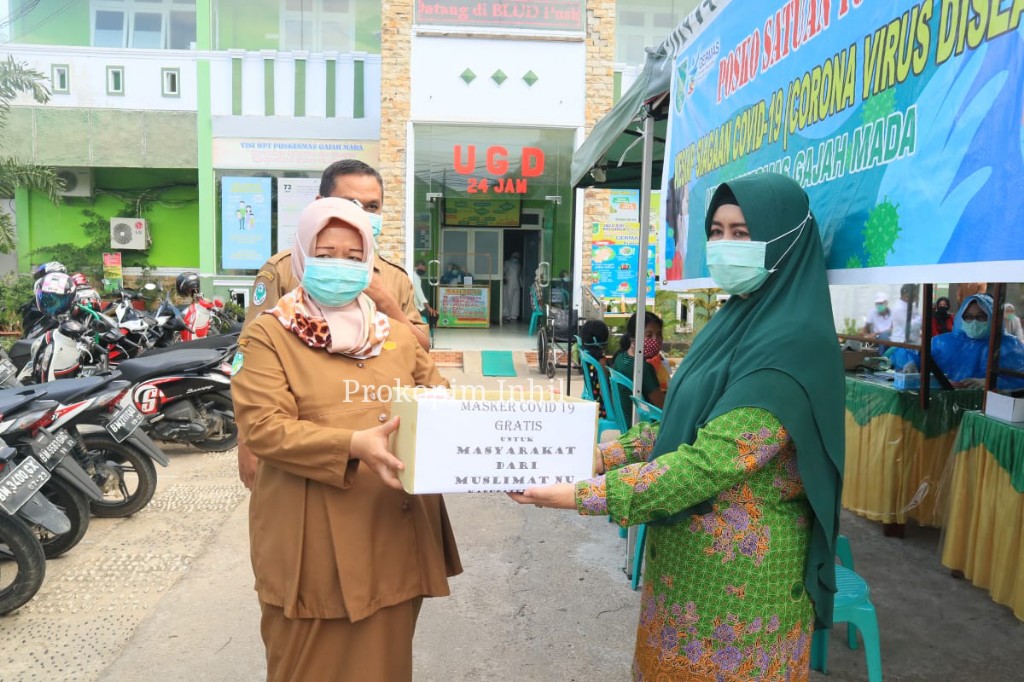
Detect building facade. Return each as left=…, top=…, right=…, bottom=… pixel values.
left=2, top=0, right=696, bottom=322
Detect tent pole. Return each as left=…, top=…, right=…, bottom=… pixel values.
left=631, top=111, right=656, bottom=422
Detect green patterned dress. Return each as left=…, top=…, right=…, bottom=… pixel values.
left=575, top=408, right=814, bottom=681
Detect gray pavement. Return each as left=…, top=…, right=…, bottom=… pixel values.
left=0, top=360, right=1021, bottom=681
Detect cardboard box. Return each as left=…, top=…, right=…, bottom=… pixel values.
left=985, top=391, right=1024, bottom=424
left=389, top=388, right=598, bottom=494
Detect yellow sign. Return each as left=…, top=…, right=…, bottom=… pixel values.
left=444, top=198, right=521, bottom=227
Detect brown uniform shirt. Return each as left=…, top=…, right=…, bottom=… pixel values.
left=244, top=250, right=427, bottom=335
left=231, top=317, right=462, bottom=621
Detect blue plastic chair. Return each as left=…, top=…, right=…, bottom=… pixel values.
left=810, top=536, right=883, bottom=682
left=606, top=367, right=633, bottom=434
left=528, top=287, right=544, bottom=336
left=578, top=350, right=619, bottom=441
left=631, top=395, right=663, bottom=423
left=574, top=336, right=595, bottom=402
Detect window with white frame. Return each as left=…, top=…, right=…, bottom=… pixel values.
left=106, top=66, right=125, bottom=95
left=161, top=67, right=180, bottom=96
left=91, top=0, right=197, bottom=49
left=615, top=0, right=696, bottom=64
left=51, top=65, right=71, bottom=94
left=281, top=0, right=355, bottom=52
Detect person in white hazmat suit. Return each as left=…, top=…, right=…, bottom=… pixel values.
left=502, top=252, right=524, bottom=321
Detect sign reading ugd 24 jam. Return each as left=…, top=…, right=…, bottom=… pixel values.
left=662, top=0, right=1024, bottom=289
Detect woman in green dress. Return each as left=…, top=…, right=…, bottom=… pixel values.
left=511, top=173, right=844, bottom=681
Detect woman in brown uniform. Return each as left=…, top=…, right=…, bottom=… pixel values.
left=231, top=197, right=461, bottom=681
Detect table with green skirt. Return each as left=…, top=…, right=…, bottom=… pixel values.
left=843, top=376, right=983, bottom=527
left=941, top=410, right=1024, bottom=621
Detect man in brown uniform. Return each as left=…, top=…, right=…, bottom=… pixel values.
left=238, top=159, right=429, bottom=488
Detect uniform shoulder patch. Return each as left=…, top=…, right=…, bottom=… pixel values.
left=231, top=351, right=244, bottom=376
left=255, top=269, right=276, bottom=283
left=253, top=282, right=268, bottom=306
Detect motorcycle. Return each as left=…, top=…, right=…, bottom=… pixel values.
left=0, top=506, right=46, bottom=615
left=115, top=348, right=237, bottom=452
left=20, top=375, right=166, bottom=518
left=0, top=387, right=104, bottom=559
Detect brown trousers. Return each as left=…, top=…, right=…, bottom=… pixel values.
left=260, top=598, right=424, bottom=682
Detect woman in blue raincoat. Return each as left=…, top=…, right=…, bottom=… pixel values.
left=932, top=294, right=1024, bottom=390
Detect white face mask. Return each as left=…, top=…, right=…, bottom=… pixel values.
left=706, top=210, right=810, bottom=295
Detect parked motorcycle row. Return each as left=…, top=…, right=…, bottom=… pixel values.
left=0, top=263, right=244, bottom=615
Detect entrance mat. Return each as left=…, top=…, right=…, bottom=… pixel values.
left=481, top=351, right=517, bottom=377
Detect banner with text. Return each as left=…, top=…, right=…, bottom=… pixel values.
left=221, top=177, right=272, bottom=270
left=414, top=0, right=584, bottom=33
left=662, top=0, right=1024, bottom=288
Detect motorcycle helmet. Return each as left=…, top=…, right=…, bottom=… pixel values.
left=35, top=272, right=75, bottom=316
left=70, top=272, right=90, bottom=288
left=33, top=261, right=67, bottom=281
left=175, top=272, right=201, bottom=297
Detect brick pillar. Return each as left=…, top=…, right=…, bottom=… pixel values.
left=378, top=0, right=413, bottom=266
left=582, top=0, right=616, bottom=287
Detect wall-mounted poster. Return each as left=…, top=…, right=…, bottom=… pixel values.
left=276, top=178, right=321, bottom=252
left=101, top=252, right=123, bottom=293
left=589, top=222, right=656, bottom=302
left=438, top=285, right=490, bottom=328
left=221, top=177, right=272, bottom=270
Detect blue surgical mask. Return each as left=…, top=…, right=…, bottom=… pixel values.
left=302, top=258, right=372, bottom=307
left=367, top=213, right=382, bottom=238
left=962, top=320, right=989, bottom=340
left=706, top=211, right=810, bottom=295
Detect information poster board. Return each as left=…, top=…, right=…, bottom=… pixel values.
left=438, top=286, right=490, bottom=328
left=276, top=178, right=321, bottom=252
left=662, top=0, right=1024, bottom=288
left=589, top=222, right=656, bottom=302
left=221, top=177, right=272, bottom=270
left=444, top=198, right=521, bottom=227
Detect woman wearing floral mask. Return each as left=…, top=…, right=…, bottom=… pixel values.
left=610, top=311, right=666, bottom=426
left=231, top=197, right=461, bottom=681
left=511, top=174, right=844, bottom=681
left=931, top=294, right=1024, bottom=390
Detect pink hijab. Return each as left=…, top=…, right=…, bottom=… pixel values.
left=267, top=197, right=389, bottom=358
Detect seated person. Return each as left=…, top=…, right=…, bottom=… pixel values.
left=440, top=263, right=470, bottom=285
left=578, top=319, right=609, bottom=418
left=609, top=312, right=666, bottom=426
left=932, top=294, right=1024, bottom=390
left=861, top=292, right=893, bottom=341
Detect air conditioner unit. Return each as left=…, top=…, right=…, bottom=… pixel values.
left=55, top=168, right=93, bottom=198
left=110, top=217, right=149, bottom=250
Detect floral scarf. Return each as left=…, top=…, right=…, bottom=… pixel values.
left=266, top=286, right=390, bottom=359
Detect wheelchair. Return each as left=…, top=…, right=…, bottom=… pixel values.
left=535, top=285, right=605, bottom=379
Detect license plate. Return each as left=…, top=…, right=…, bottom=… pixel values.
left=31, top=429, right=76, bottom=470
left=0, top=457, right=51, bottom=515
left=0, top=355, right=15, bottom=384
left=106, top=403, right=145, bottom=443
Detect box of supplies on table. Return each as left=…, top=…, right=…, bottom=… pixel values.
left=389, top=388, right=598, bottom=494
left=985, top=391, right=1024, bottom=424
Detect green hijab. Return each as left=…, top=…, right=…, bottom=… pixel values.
left=650, top=173, right=845, bottom=629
